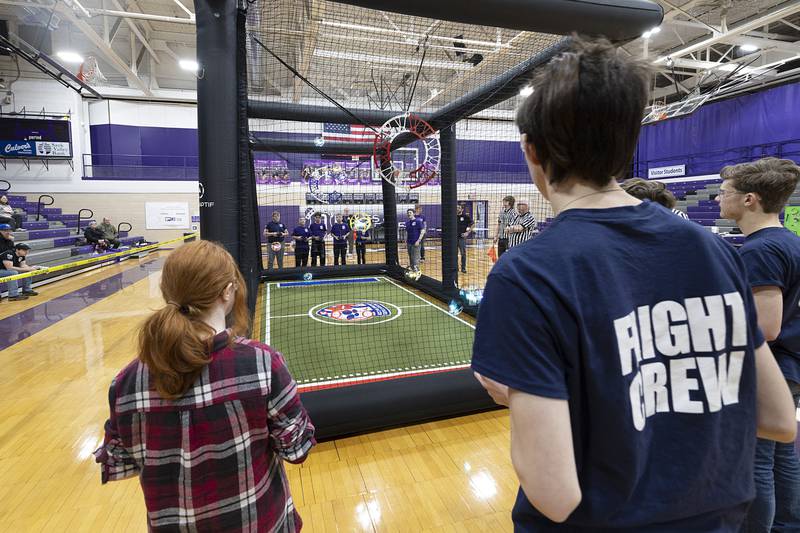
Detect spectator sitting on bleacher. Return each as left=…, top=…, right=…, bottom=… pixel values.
left=0, top=195, right=24, bottom=230
left=84, top=221, right=110, bottom=253
left=98, top=217, right=121, bottom=249
left=1, top=240, right=42, bottom=301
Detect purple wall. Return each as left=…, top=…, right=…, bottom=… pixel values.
left=86, top=125, right=530, bottom=183
left=634, top=81, right=800, bottom=177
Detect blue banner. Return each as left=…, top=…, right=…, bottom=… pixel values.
left=1, top=140, right=35, bottom=157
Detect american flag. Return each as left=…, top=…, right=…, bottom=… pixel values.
left=323, top=123, right=377, bottom=143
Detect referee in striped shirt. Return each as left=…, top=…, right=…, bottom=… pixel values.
left=494, top=195, right=516, bottom=257
left=507, top=198, right=537, bottom=248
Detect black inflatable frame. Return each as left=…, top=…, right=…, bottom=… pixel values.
left=194, top=0, right=663, bottom=439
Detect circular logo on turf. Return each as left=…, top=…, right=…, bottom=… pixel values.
left=309, top=300, right=401, bottom=325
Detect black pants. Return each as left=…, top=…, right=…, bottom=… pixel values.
left=311, top=240, right=326, bottom=266
left=356, top=242, right=366, bottom=264
left=0, top=214, right=23, bottom=230
left=498, top=238, right=509, bottom=257
left=419, top=236, right=425, bottom=260
left=333, top=242, right=347, bottom=265
left=107, top=237, right=121, bottom=249
left=295, top=248, right=309, bottom=267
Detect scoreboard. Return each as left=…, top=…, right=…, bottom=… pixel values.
left=0, top=116, right=73, bottom=158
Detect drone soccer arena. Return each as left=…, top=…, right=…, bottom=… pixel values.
left=193, top=0, right=662, bottom=439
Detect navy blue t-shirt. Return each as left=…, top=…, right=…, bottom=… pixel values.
left=406, top=218, right=423, bottom=244
left=356, top=230, right=368, bottom=244
left=292, top=226, right=311, bottom=250
left=265, top=221, right=286, bottom=243
left=309, top=222, right=326, bottom=241
left=739, top=226, right=800, bottom=384
left=472, top=201, right=762, bottom=532
left=331, top=223, right=349, bottom=243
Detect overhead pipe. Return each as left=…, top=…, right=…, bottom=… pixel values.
left=328, top=0, right=664, bottom=42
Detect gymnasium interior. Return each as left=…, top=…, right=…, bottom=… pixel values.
left=1, top=0, right=800, bottom=530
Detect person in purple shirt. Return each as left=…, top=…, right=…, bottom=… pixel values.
left=717, top=157, right=800, bottom=533
left=414, top=204, right=427, bottom=262
left=405, top=208, right=424, bottom=271
left=331, top=214, right=350, bottom=266
left=291, top=217, right=311, bottom=267
left=309, top=212, right=327, bottom=266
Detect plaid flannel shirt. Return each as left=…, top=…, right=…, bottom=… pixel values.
left=95, top=330, right=315, bottom=532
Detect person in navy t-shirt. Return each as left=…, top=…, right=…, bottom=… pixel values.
left=717, top=157, right=800, bottom=533
left=291, top=216, right=311, bottom=268
left=263, top=211, right=288, bottom=270
left=414, top=204, right=427, bottom=262
left=405, top=209, right=424, bottom=271
left=355, top=227, right=369, bottom=265
left=471, top=37, right=796, bottom=532
left=330, top=214, right=350, bottom=266
left=309, top=213, right=327, bottom=266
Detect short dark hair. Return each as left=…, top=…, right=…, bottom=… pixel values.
left=313, top=212, right=322, bottom=218
left=720, top=158, right=800, bottom=213
left=407, top=208, right=415, bottom=214
left=503, top=195, right=515, bottom=207
left=516, top=36, right=651, bottom=187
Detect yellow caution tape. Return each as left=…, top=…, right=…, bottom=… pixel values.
left=0, top=233, right=198, bottom=284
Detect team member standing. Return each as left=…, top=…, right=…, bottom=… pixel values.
left=331, top=214, right=350, bottom=266
left=717, top=157, right=800, bottom=533
left=355, top=226, right=368, bottom=265
left=494, top=196, right=516, bottom=257
left=309, top=212, right=327, bottom=266
left=94, top=240, right=315, bottom=531
left=343, top=208, right=356, bottom=257
left=457, top=204, right=474, bottom=274
left=405, top=208, right=424, bottom=271
left=292, top=217, right=311, bottom=267
left=472, top=37, right=796, bottom=531
left=414, top=204, right=427, bottom=262
left=264, top=211, right=288, bottom=270
left=506, top=198, right=537, bottom=248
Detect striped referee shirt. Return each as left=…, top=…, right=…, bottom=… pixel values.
left=508, top=211, right=537, bottom=248
left=497, top=207, right=516, bottom=240
left=672, top=208, right=690, bottom=220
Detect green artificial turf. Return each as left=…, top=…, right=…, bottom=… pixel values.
left=261, top=276, right=475, bottom=386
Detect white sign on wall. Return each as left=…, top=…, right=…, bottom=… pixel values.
left=648, top=164, right=686, bottom=179
left=145, top=202, right=190, bottom=230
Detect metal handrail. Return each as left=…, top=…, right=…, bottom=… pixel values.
left=117, top=222, right=132, bottom=235
left=0, top=180, right=10, bottom=193
left=77, top=208, right=94, bottom=232
left=36, top=194, right=55, bottom=221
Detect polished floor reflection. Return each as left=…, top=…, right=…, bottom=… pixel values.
left=0, top=253, right=515, bottom=532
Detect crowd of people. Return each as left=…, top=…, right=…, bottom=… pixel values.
left=264, top=209, right=371, bottom=269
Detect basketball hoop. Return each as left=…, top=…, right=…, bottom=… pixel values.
left=78, top=56, right=105, bottom=85
left=373, top=113, right=440, bottom=190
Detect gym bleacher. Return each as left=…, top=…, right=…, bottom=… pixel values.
left=1, top=193, right=146, bottom=294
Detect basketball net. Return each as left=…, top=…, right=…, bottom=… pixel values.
left=78, top=57, right=106, bottom=85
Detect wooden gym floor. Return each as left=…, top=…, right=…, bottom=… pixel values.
left=0, top=251, right=515, bottom=532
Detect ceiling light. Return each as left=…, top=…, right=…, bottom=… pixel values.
left=56, top=51, right=84, bottom=64
left=179, top=59, right=199, bottom=72
left=739, top=44, right=759, bottom=52
left=519, top=86, right=534, bottom=97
